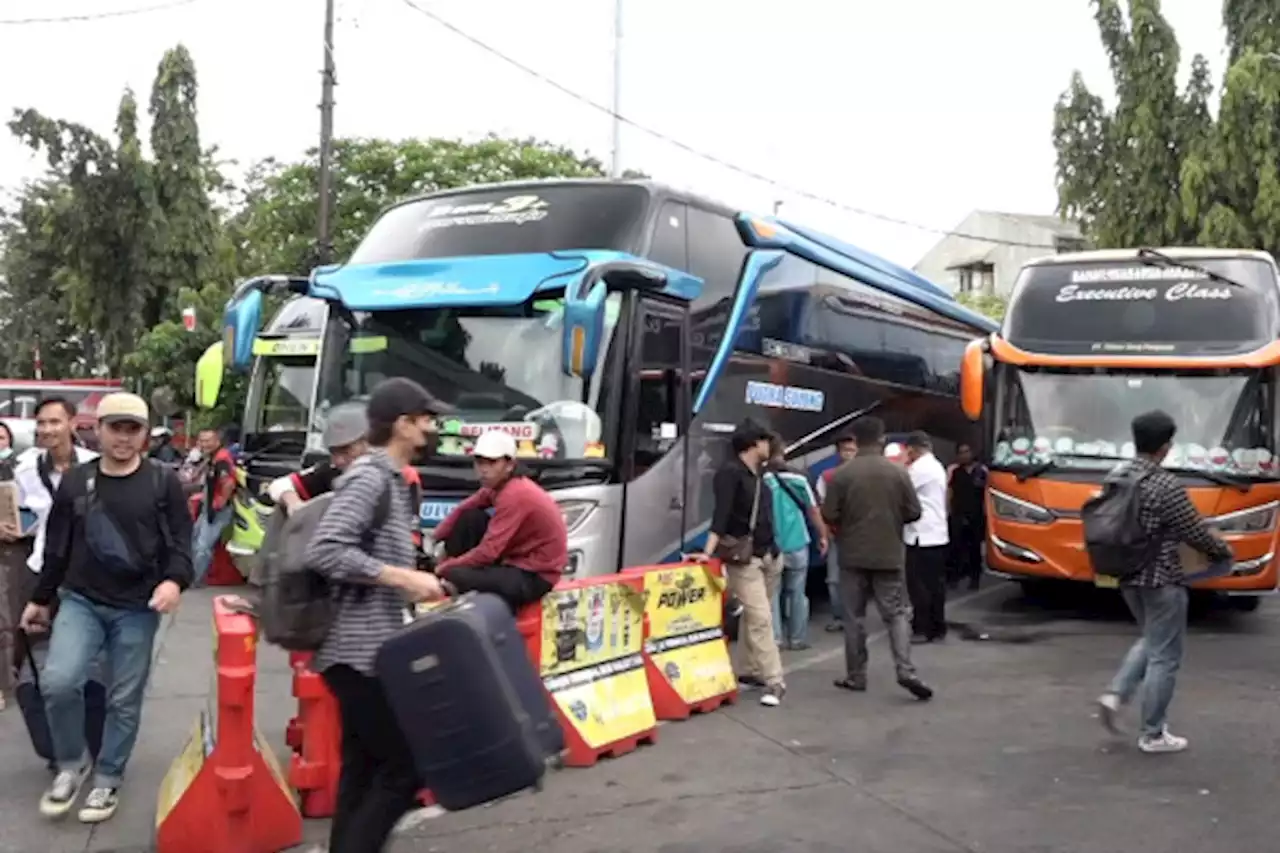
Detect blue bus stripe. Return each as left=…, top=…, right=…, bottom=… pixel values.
left=693, top=250, right=784, bottom=414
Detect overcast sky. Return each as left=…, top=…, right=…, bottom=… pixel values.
left=0, top=0, right=1226, bottom=267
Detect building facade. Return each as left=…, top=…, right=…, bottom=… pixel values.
left=913, top=211, right=1085, bottom=298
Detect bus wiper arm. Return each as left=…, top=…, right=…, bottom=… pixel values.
left=1136, top=248, right=1247, bottom=289
left=1016, top=459, right=1057, bottom=482
left=1165, top=466, right=1252, bottom=494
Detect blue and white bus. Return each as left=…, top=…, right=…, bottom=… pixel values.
left=217, top=179, right=998, bottom=580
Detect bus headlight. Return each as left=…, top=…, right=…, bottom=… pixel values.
left=989, top=489, right=1054, bottom=525
left=1208, top=501, right=1279, bottom=536
left=558, top=500, right=597, bottom=535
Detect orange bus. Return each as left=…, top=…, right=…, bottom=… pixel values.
left=959, top=247, right=1280, bottom=611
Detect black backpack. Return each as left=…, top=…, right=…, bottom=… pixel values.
left=1081, top=465, right=1155, bottom=579
left=258, top=459, right=395, bottom=651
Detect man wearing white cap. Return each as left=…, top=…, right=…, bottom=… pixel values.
left=432, top=430, right=567, bottom=612
left=20, top=392, right=193, bottom=824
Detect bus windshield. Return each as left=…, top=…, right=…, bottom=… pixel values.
left=251, top=356, right=316, bottom=436
left=314, top=295, right=621, bottom=461
left=993, top=368, right=1278, bottom=478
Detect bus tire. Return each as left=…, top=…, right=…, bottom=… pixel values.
left=724, top=596, right=742, bottom=642
left=1232, top=595, right=1261, bottom=613
left=1018, top=579, right=1054, bottom=602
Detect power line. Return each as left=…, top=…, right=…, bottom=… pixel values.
left=0, top=0, right=197, bottom=25
left=395, top=0, right=1065, bottom=251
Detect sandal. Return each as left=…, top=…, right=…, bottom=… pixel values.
left=833, top=677, right=866, bottom=692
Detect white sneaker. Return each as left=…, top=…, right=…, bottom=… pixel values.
left=1138, top=727, right=1188, bottom=754
left=39, top=765, right=90, bottom=818
left=1097, top=693, right=1122, bottom=734
left=77, top=787, right=119, bottom=823
left=759, top=683, right=785, bottom=707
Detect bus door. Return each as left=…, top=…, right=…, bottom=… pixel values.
left=619, top=295, right=692, bottom=567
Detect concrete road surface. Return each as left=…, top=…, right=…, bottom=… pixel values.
left=3, top=582, right=1278, bottom=853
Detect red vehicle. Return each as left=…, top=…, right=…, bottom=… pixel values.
left=0, top=378, right=125, bottom=453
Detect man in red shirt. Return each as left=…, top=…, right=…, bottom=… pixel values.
left=433, top=431, right=566, bottom=611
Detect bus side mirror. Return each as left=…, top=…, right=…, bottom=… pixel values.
left=960, top=338, right=986, bottom=421
left=195, top=342, right=224, bottom=410
left=222, top=288, right=265, bottom=373
left=562, top=279, right=607, bottom=379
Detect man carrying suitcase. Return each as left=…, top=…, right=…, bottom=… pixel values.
left=431, top=431, right=567, bottom=612
left=304, top=378, right=448, bottom=853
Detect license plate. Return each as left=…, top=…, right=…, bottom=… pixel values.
left=1094, top=574, right=1119, bottom=589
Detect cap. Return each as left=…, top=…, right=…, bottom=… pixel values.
left=322, top=402, right=368, bottom=449
left=905, top=430, right=931, bottom=449
left=366, top=377, right=453, bottom=427
left=150, top=426, right=172, bottom=439
left=473, top=430, right=517, bottom=460
left=98, top=392, right=149, bottom=426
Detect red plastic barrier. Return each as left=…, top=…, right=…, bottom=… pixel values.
left=530, top=575, right=658, bottom=767
left=285, top=651, right=341, bottom=819
left=155, top=597, right=302, bottom=853
left=621, top=561, right=738, bottom=720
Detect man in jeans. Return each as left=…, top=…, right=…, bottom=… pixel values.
left=764, top=435, right=828, bottom=650
left=20, top=393, right=193, bottom=823
left=815, top=431, right=857, bottom=632
left=1096, top=410, right=1232, bottom=753
left=190, top=427, right=236, bottom=585
left=695, top=420, right=784, bottom=707
left=822, top=417, right=932, bottom=700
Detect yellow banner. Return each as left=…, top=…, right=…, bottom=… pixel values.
left=539, top=582, right=654, bottom=748
left=641, top=564, right=736, bottom=705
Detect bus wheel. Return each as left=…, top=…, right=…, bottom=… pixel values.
left=724, top=596, right=743, bottom=642
left=1232, top=596, right=1261, bottom=613
left=1018, top=579, right=1054, bottom=602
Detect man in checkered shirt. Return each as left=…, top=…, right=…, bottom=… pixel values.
left=1097, top=410, right=1232, bottom=754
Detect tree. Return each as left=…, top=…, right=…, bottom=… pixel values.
left=956, top=292, right=1008, bottom=323
left=1053, top=0, right=1208, bottom=249
left=229, top=136, right=614, bottom=275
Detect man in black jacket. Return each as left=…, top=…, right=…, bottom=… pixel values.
left=20, top=393, right=193, bottom=824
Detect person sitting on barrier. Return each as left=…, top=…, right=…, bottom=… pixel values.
left=267, top=402, right=371, bottom=515
left=431, top=430, right=567, bottom=612
left=20, top=392, right=194, bottom=824
left=304, top=377, right=447, bottom=853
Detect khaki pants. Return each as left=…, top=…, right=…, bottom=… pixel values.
left=726, top=555, right=784, bottom=687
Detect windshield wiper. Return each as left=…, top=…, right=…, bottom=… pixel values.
left=1164, top=466, right=1252, bottom=494
left=1136, top=247, right=1247, bottom=289
left=1016, top=459, right=1058, bottom=482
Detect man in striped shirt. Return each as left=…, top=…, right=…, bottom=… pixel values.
left=304, top=378, right=448, bottom=852
left=1096, top=410, right=1232, bottom=754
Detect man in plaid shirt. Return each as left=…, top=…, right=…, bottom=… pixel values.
left=1097, top=410, right=1232, bottom=753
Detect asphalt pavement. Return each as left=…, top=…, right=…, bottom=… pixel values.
left=2, top=581, right=1278, bottom=853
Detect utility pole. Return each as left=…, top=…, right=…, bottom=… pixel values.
left=609, top=0, right=623, bottom=178
left=316, top=0, right=337, bottom=265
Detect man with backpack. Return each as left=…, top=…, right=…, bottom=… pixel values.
left=19, top=392, right=193, bottom=823
left=764, top=434, right=828, bottom=650
left=266, top=403, right=371, bottom=514
left=302, top=378, right=448, bottom=853
left=1086, top=410, right=1232, bottom=754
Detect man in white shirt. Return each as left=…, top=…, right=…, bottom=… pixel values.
left=0, top=400, right=98, bottom=637
left=903, top=431, right=949, bottom=644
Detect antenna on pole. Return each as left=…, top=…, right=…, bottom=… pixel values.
left=316, top=0, right=337, bottom=265
left=609, top=0, right=623, bottom=178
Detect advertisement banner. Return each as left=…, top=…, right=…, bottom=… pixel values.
left=641, top=564, right=736, bottom=706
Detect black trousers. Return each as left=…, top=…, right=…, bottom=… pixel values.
left=322, top=665, right=420, bottom=853
left=907, top=544, right=948, bottom=640
left=949, top=516, right=984, bottom=587
left=438, top=508, right=555, bottom=613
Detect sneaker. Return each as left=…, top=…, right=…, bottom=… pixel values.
left=760, top=683, right=785, bottom=707
left=897, top=675, right=934, bottom=701
left=77, top=787, right=119, bottom=823
left=39, top=765, right=90, bottom=818
left=1096, top=693, right=1122, bottom=734
left=824, top=621, right=843, bottom=633
left=788, top=641, right=812, bottom=651
left=737, top=674, right=765, bottom=688
left=1138, top=727, right=1188, bottom=754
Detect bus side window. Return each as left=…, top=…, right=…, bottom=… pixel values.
left=685, top=208, right=747, bottom=400
left=647, top=201, right=688, bottom=273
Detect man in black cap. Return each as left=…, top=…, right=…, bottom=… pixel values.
left=304, top=377, right=449, bottom=853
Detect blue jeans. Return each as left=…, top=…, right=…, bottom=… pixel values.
left=1108, top=584, right=1188, bottom=738
left=191, top=505, right=233, bottom=585
left=42, top=591, right=160, bottom=787
left=827, top=544, right=844, bottom=622
left=771, top=548, right=811, bottom=646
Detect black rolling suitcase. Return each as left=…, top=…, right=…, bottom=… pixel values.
left=374, top=592, right=563, bottom=811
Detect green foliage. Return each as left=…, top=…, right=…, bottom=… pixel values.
left=1055, top=0, right=1280, bottom=256
left=956, top=292, right=1008, bottom=323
